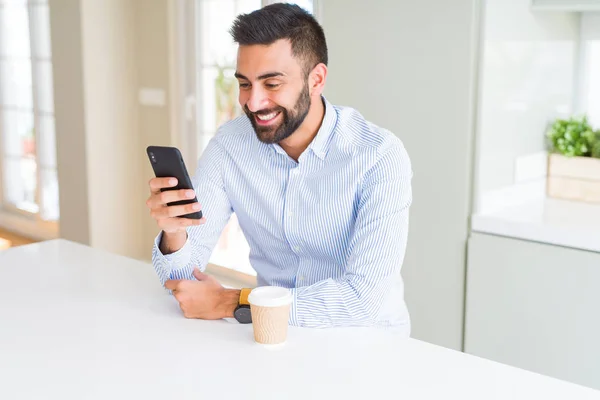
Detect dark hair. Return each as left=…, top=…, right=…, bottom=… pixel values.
left=230, top=3, right=328, bottom=76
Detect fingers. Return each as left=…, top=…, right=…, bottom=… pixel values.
left=146, top=189, right=196, bottom=209
left=172, top=216, right=206, bottom=228
left=192, top=267, right=208, bottom=281
left=164, top=279, right=182, bottom=291
left=149, top=177, right=178, bottom=194
left=151, top=202, right=202, bottom=219
left=161, top=189, right=197, bottom=206
left=146, top=179, right=204, bottom=234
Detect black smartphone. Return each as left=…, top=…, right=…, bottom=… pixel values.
left=146, top=145, right=202, bottom=219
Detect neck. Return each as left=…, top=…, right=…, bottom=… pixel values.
left=279, top=96, right=325, bottom=161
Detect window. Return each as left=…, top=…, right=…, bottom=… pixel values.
left=184, top=0, right=316, bottom=275
left=0, top=0, right=59, bottom=234
left=581, top=41, right=600, bottom=127
left=576, top=13, right=600, bottom=134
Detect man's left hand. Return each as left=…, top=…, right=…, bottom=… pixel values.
left=164, top=268, right=239, bottom=319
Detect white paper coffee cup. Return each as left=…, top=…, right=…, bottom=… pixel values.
left=248, top=286, right=293, bottom=346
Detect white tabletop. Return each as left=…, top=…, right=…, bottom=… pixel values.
left=1, top=239, right=599, bottom=400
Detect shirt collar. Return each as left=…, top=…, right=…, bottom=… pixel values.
left=270, top=96, right=337, bottom=161
left=308, top=96, right=337, bottom=160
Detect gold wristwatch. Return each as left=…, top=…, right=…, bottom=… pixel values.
left=233, top=288, right=252, bottom=323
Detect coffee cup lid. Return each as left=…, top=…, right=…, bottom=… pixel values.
left=248, top=286, right=293, bottom=307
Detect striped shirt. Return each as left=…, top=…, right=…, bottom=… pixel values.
left=152, top=97, right=413, bottom=333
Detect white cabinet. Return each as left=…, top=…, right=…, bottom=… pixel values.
left=531, top=0, right=600, bottom=11
left=464, top=233, right=600, bottom=390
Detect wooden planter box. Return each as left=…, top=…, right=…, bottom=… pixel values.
left=547, top=153, right=600, bottom=203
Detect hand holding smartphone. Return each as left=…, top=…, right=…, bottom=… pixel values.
left=146, top=146, right=203, bottom=222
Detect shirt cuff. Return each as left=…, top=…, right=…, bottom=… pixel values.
left=153, top=230, right=192, bottom=270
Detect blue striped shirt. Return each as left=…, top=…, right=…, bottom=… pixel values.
left=152, top=97, right=412, bottom=333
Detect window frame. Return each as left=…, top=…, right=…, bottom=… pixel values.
left=574, top=12, right=600, bottom=127
left=0, top=0, right=59, bottom=240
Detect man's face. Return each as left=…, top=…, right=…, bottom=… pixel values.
left=235, top=39, right=311, bottom=144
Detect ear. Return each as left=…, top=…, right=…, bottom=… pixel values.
left=308, top=63, right=327, bottom=98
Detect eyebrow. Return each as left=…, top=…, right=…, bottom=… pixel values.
left=234, top=72, right=285, bottom=81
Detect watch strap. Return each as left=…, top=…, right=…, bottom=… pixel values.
left=239, top=288, right=252, bottom=306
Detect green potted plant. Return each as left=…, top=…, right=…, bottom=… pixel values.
left=546, top=115, right=600, bottom=203
left=592, top=132, right=600, bottom=159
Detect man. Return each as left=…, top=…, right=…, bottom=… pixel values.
left=146, top=3, right=413, bottom=333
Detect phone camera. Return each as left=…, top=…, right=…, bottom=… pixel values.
left=150, top=152, right=157, bottom=163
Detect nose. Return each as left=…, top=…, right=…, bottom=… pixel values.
left=246, top=86, right=269, bottom=113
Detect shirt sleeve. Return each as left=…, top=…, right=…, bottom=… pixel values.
left=151, top=137, right=233, bottom=285
left=289, top=143, right=412, bottom=327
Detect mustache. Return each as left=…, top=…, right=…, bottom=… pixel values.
left=244, top=106, right=285, bottom=117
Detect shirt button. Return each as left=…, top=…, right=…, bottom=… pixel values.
left=298, top=275, right=305, bottom=281
left=287, top=211, right=293, bottom=217
left=294, top=246, right=300, bottom=252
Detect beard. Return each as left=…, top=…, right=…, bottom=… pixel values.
left=244, top=83, right=311, bottom=144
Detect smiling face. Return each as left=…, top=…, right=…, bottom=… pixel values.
left=235, top=39, right=312, bottom=144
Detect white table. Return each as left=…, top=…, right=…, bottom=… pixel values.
left=1, top=239, right=599, bottom=400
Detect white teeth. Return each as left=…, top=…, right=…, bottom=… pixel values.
left=257, top=112, right=278, bottom=121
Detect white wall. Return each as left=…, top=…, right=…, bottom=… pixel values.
left=321, top=0, right=479, bottom=350
left=134, top=1, right=177, bottom=261
left=50, top=0, right=172, bottom=261
left=49, top=0, right=91, bottom=246
left=80, top=0, right=142, bottom=257
left=475, top=0, right=579, bottom=195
